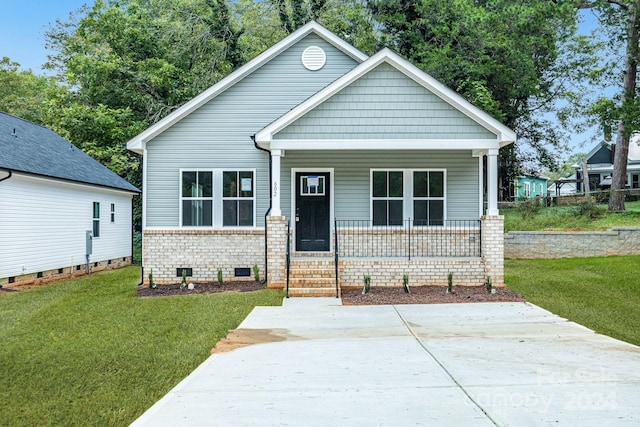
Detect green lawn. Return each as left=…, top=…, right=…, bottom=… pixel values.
left=503, top=199, right=640, bottom=232
left=0, top=267, right=283, bottom=426
left=506, top=256, right=640, bottom=347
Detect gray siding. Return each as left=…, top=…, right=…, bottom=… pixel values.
left=146, top=34, right=360, bottom=227
left=275, top=63, right=497, bottom=141
left=281, top=150, right=480, bottom=221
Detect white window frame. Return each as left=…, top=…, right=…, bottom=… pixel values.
left=92, top=202, right=100, bottom=237
left=110, top=203, right=115, bottom=223
left=370, top=169, right=447, bottom=226
left=524, top=182, right=530, bottom=197
left=179, top=169, right=215, bottom=228
left=179, top=168, right=256, bottom=229
left=222, top=170, right=257, bottom=227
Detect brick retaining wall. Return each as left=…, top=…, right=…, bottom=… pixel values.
left=504, top=227, right=640, bottom=259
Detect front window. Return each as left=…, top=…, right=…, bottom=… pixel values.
left=223, top=171, right=254, bottom=226
left=371, top=169, right=445, bottom=226
left=181, top=171, right=213, bottom=226
left=372, top=171, right=403, bottom=226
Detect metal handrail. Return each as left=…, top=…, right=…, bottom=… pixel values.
left=334, top=219, right=339, bottom=298
left=285, top=220, right=291, bottom=298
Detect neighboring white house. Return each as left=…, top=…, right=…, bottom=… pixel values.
left=0, top=112, right=139, bottom=286
left=549, top=173, right=578, bottom=196
left=127, top=21, right=515, bottom=296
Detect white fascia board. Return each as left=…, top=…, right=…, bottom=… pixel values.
left=270, top=139, right=501, bottom=151
left=126, top=21, right=367, bottom=154
left=255, top=48, right=516, bottom=149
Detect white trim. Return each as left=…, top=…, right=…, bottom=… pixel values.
left=179, top=169, right=215, bottom=227
left=290, top=168, right=334, bottom=252
left=142, top=142, right=148, bottom=229
left=256, top=49, right=516, bottom=149
left=478, top=156, right=483, bottom=218
left=269, top=139, right=502, bottom=151
left=126, top=21, right=367, bottom=154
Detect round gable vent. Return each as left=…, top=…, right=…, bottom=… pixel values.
left=301, top=46, right=326, bottom=71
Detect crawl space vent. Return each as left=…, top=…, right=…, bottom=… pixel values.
left=301, top=46, right=326, bottom=71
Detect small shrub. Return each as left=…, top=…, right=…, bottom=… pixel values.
left=217, top=268, right=223, bottom=284
left=402, top=274, right=410, bottom=293
left=573, top=201, right=604, bottom=220
left=362, top=274, right=371, bottom=294
left=447, top=272, right=453, bottom=293
left=148, top=269, right=156, bottom=289
left=515, top=197, right=543, bottom=219
left=180, top=269, right=187, bottom=289
left=485, top=276, right=492, bottom=293
left=253, top=265, right=260, bottom=282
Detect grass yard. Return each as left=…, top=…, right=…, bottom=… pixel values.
left=505, top=256, right=640, bottom=347
left=0, top=267, right=283, bottom=426
left=503, top=199, right=640, bottom=232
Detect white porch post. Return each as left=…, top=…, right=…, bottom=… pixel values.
left=271, top=149, right=282, bottom=216
left=487, top=148, right=499, bottom=216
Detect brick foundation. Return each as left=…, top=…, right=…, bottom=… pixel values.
left=143, top=229, right=264, bottom=285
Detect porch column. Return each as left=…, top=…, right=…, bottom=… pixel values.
left=271, top=149, right=282, bottom=216
left=487, top=148, right=499, bottom=216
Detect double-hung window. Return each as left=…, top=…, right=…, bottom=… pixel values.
left=181, top=171, right=213, bottom=226
left=223, top=171, right=254, bottom=226
left=371, top=169, right=445, bottom=226
left=372, top=171, right=404, bottom=226
left=412, top=171, right=444, bottom=226
left=92, top=202, right=100, bottom=237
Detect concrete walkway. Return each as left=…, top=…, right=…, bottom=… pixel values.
left=131, top=300, right=640, bottom=426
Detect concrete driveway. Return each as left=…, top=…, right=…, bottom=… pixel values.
left=131, top=299, right=640, bottom=426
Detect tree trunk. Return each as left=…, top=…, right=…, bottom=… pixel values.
left=609, top=1, right=640, bottom=211
left=581, top=157, right=591, bottom=200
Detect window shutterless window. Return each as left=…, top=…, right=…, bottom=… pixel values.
left=181, top=171, right=213, bottom=226
left=110, top=203, right=115, bottom=222
left=371, top=169, right=445, bottom=226
left=92, top=202, right=100, bottom=237
left=223, top=171, right=254, bottom=226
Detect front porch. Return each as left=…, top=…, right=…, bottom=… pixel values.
left=267, top=215, right=504, bottom=297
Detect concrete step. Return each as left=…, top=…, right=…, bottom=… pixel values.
left=287, top=287, right=339, bottom=298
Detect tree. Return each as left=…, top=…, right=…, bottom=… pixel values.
left=577, top=1, right=640, bottom=211
left=368, top=0, right=584, bottom=199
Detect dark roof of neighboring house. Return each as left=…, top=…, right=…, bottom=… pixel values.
left=0, top=112, right=139, bottom=193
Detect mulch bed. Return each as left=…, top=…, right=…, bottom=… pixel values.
left=137, top=281, right=525, bottom=305
left=136, top=281, right=265, bottom=297
left=340, top=285, right=525, bottom=305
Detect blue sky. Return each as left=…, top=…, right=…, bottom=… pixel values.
left=0, top=2, right=605, bottom=157
left=0, top=0, right=88, bottom=72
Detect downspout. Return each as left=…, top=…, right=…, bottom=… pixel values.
left=252, top=135, right=271, bottom=284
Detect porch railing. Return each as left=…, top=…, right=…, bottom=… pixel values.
left=335, top=219, right=482, bottom=259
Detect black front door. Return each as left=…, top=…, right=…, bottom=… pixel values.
left=295, top=172, right=330, bottom=251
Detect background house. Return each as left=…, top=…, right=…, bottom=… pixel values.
left=574, top=139, right=640, bottom=193
left=0, top=112, right=139, bottom=286
left=514, top=175, right=549, bottom=199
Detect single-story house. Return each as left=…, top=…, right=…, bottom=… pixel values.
left=0, top=112, right=139, bottom=287
left=127, top=21, right=516, bottom=296
left=549, top=173, right=578, bottom=196
left=514, top=175, right=549, bottom=200
left=575, top=139, right=640, bottom=192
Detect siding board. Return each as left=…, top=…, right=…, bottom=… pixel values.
left=275, top=63, right=497, bottom=141
left=146, top=34, right=359, bottom=227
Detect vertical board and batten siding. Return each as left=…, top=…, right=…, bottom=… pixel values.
left=0, top=174, right=133, bottom=278
left=274, top=62, right=497, bottom=141
left=281, top=150, right=479, bottom=221
left=145, top=34, right=359, bottom=228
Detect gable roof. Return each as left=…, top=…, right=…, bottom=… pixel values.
left=126, top=21, right=368, bottom=154
left=255, top=48, right=516, bottom=151
left=0, top=112, right=139, bottom=193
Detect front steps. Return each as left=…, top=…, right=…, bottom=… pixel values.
left=287, top=257, right=339, bottom=298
